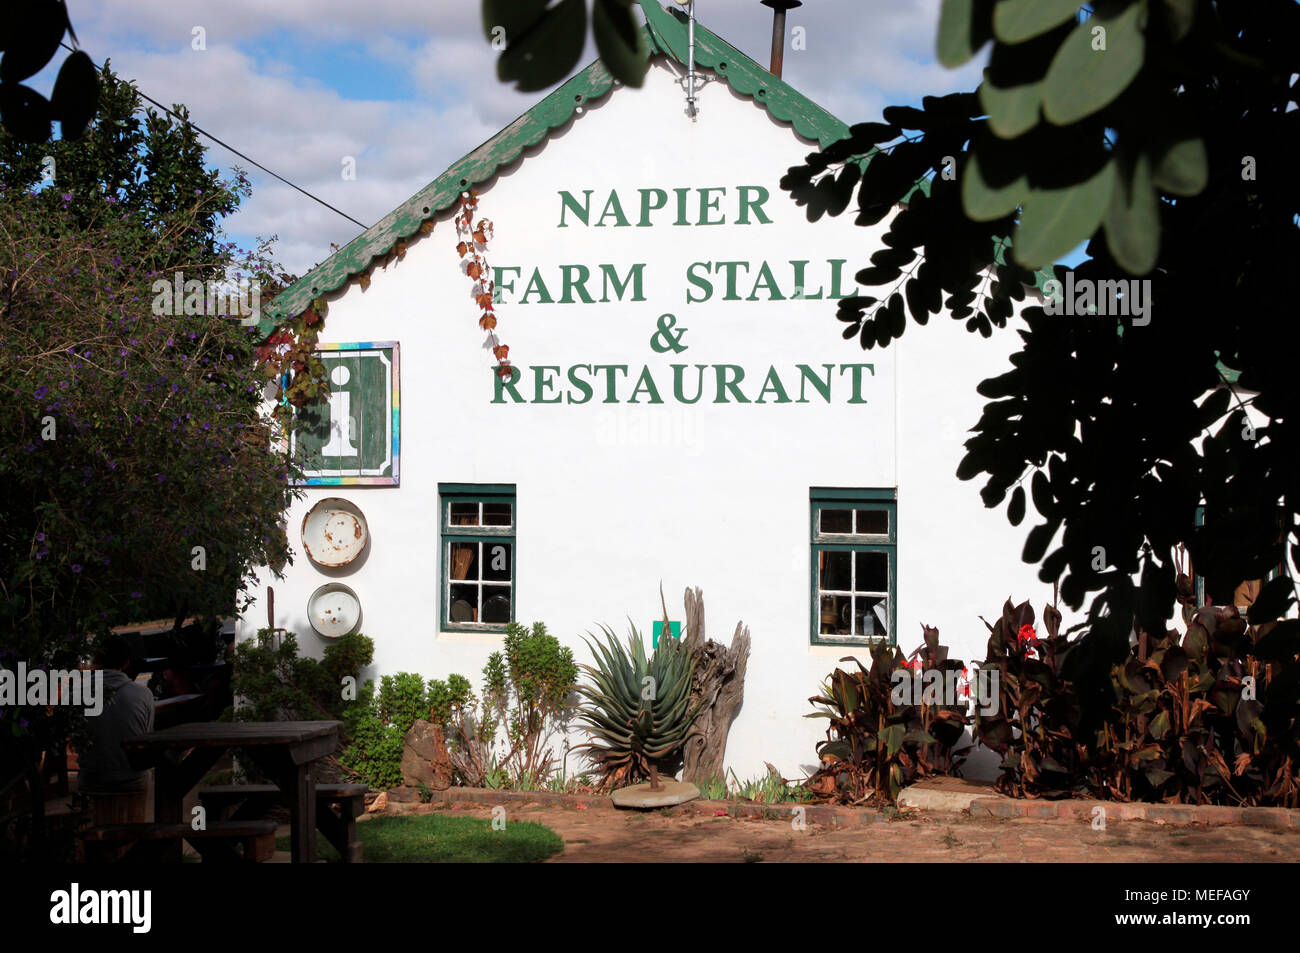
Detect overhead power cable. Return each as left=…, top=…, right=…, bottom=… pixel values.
left=59, top=41, right=370, bottom=230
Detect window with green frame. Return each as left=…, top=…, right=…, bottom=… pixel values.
left=439, top=484, right=515, bottom=631
left=811, top=488, right=896, bottom=646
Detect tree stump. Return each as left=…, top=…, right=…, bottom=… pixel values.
left=678, top=587, right=751, bottom=786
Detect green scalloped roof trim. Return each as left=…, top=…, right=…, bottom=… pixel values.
left=637, top=1, right=849, bottom=148
left=258, top=2, right=1062, bottom=338
left=256, top=50, right=628, bottom=335
left=258, top=5, right=866, bottom=337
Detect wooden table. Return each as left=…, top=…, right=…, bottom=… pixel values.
left=123, top=721, right=342, bottom=863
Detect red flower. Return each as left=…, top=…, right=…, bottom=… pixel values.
left=1017, top=624, right=1039, bottom=648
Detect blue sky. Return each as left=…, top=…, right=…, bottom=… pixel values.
left=50, top=0, right=991, bottom=277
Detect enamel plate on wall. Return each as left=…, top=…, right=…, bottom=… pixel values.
left=308, top=583, right=362, bottom=638
left=301, top=497, right=370, bottom=568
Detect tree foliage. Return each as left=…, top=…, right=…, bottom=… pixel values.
left=780, top=0, right=1300, bottom=676
left=0, top=67, right=305, bottom=753
left=481, top=0, right=649, bottom=92
left=0, top=0, right=98, bottom=143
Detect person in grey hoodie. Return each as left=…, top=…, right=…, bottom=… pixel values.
left=77, top=634, right=154, bottom=822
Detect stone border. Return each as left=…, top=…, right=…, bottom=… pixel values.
left=377, top=786, right=888, bottom=826
left=969, top=797, right=1300, bottom=829
left=388, top=785, right=1300, bottom=830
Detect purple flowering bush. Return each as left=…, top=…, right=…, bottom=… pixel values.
left=0, top=67, right=325, bottom=844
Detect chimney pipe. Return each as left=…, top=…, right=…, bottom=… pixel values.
left=761, top=0, right=802, bottom=79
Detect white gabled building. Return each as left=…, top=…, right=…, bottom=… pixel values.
left=244, top=1, right=1057, bottom=782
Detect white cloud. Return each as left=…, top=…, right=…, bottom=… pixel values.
left=62, top=0, right=989, bottom=276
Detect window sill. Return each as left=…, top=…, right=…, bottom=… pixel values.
left=810, top=635, right=892, bottom=650
left=437, top=625, right=508, bottom=643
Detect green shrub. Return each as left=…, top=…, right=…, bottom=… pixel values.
left=376, top=672, right=429, bottom=728
left=972, top=595, right=1300, bottom=807
left=340, top=671, right=429, bottom=791
left=225, top=629, right=373, bottom=722
left=805, top=626, right=970, bottom=804
left=483, top=621, right=578, bottom=787
left=323, top=632, right=376, bottom=689
left=427, top=673, right=474, bottom=726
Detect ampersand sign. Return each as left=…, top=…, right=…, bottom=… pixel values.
left=649, top=312, right=688, bottom=353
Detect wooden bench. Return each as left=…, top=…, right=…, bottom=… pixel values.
left=198, top=783, right=367, bottom=862
left=316, top=784, right=367, bottom=864
left=83, top=819, right=277, bottom=863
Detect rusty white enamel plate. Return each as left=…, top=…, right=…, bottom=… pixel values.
left=301, top=497, right=369, bottom=568
left=307, top=583, right=362, bottom=638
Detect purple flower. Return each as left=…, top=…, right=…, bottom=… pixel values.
left=131, top=591, right=142, bottom=599
left=71, top=564, right=82, bottom=574
left=33, top=385, right=48, bottom=400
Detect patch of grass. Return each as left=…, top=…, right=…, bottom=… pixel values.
left=696, top=769, right=816, bottom=803
left=699, top=775, right=729, bottom=800
left=941, top=829, right=961, bottom=849
left=741, top=848, right=763, bottom=863
left=273, top=814, right=563, bottom=863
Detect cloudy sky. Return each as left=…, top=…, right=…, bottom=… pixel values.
left=50, top=0, right=987, bottom=277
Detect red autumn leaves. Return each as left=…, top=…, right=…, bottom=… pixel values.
left=455, top=190, right=512, bottom=380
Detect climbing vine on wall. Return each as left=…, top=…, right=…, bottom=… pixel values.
left=455, top=190, right=512, bottom=380
left=254, top=296, right=332, bottom=430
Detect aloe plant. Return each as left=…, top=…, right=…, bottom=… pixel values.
left=574, top=624, right=701, bottom=791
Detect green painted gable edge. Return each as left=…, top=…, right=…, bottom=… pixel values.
left=256, top=50, right=627, bottom=335
left=254, top=2, right=1099, bottom=338
left=637, top=1, right=848, bottom=148
left=258, top=4, right=875, bottom=337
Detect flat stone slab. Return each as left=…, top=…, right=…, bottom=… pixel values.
left=900, top=778, right=1007, bottom=812
left=899, top=787, right=995, bottom=812
left=612, top=780, right=700, bottom=809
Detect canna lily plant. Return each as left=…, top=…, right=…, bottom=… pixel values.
left=574, top=624, right=702, bottom=792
